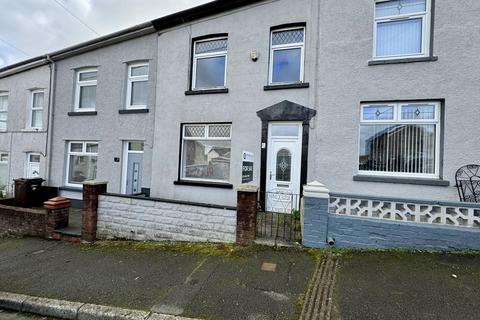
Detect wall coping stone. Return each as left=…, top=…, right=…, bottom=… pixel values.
left=303, top=181, right=330, bottom=199
left=237, top=184, right=259, bottom=193
left=101, top=192, right=237, bottom=211
left=82, top=180, right=108, bottom=186
left=330, top=192, right=480, bottom=209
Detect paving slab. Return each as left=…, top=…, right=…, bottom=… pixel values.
left=335, top=252, right=480, bottom=320
left=0, top=238, right=315, bottom=320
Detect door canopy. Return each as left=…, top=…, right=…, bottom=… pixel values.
left=256, top=100, right=317, bottom=123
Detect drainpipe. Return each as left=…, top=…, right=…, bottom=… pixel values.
left=45, top=55, right=56, bottom=186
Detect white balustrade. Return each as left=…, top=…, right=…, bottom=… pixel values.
left=329, top=196, right=480, bottom=228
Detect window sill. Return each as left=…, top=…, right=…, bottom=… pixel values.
left=119, top=108, right=149, bottom=114
left=353, top=174, right=450, bottom=186
left=174, top=180, right=233, bottom=189
left=22, top=128, right=44, bottom=132
left=368, top=56, right=438, bottom=66
left=185, top=88, right=229, bottom=95
left=68, top=111, right=98, bottom=116
left=264, top=82, right=310, bottom=91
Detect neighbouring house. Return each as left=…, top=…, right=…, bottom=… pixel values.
left=0, top=59, right=52, bottom=195
left=0, top=0, right=478, bottom=212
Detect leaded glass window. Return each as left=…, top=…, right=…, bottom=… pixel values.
left=181, top=124, right=232, bottom=182
left=276, top=149, right=292, bottom=182
left=359, top=102, right=440, bottom=177
left=192, top=37, right=228, bottom=89
left=270, top=27, right=305, bottom=84
left=374, top=0, right=430, bottom=59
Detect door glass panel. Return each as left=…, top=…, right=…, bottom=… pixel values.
left=276, top=148, right=292, bottom=182
left=271, top=125, right=299, bottom=137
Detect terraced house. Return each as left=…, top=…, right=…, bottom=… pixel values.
left=0, top=0, right=479, bottom=211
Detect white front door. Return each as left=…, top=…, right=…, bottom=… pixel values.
left=26, top=153, right=41, bottom=178
left=266, top=122, right=302, bottom=213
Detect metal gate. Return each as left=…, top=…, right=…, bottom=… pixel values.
left=256, top=191, right=302, bottom=245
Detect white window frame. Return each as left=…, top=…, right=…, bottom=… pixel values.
left=28, top=89, right=44, bottom=129
left=0, top=92, right=8, bottom=131
left=373, top=0, right=431, bottom=60
left=192, top=37, right=228, bottom=90
left=74, top=68, right=98, bottom=112
left=25, top=152, right=41, bottom=178
left=65, top=141, right=99, bottom=187
left=269, top=26, right=306, bottom=85
left=126, top=63, right=149, bottom=110
left=180, top=123, right=232, bottom=183
left=358, top=101, right=441, bottom=179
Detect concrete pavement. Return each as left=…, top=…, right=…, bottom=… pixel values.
left=0, top=238, right=315, bottom=320
left=334, top=251, right=480, bottom=320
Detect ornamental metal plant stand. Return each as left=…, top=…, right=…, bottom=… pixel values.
left=456, top=164, right=480, bottom=203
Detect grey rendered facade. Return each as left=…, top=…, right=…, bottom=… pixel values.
left=0, top=0, right=479, bottom=207
left=50, top=31, right=158, bottom=201
left=0, top=62, right=51, bottom=194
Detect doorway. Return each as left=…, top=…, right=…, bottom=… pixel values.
left=122, top=141, right=144, bottom=194
left=265, top=122, right=302, bottom=212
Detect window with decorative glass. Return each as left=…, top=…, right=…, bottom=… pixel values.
left=374, top=0, right=431, bottom=59
left=192, top=37, right=228, bottom=90
left=0, top=93, right=8, bottom=131
left=269, top=27, right=305, bottom=84
left=181, top=124, right=231, bottom=182
left=74, top=68, right=97, bottom=111
left=359, top=102, right=440, bottom=178
left=29, top=90, right=44, bottom=129
left=66, top=141, right=98, bottom=186
left=126, top=63, right=149, bottom=109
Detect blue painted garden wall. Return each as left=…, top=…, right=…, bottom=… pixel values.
left=303, top=196, right=480, bottom=251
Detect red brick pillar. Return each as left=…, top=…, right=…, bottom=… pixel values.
left=82, top=180, right=107, bottom=243
left=44, top=197, right=71, bottom=239
left=236, top=185, right=258, bottom=246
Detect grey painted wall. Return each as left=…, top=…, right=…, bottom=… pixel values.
left=0, top=65, right=50, bottom=193
left=152, top=0, right=317, bottom=206
left=309, top=0, right=480, bottom=201
left=50, top=33, right=158, bottom=198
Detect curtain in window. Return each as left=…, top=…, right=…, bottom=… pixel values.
left=376, top=18, right=422, bottom=56
left=359, top=124, right=436, bottom=174
left=131, top=81, right=148, bottom=106
left=79, top=86, right=96, bottom=109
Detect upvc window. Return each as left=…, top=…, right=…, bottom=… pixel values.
left=374, top=0, right=431, bottom=59
left=28, top=90, right=44, bottom=129
left=181, top=124, right=231, bottom=182
left=192, top=37, right=228, bottom=90
left=126, top=63, right=149, bottom=109
left=359, top=102, right=440, bottom=178
left=66, top=141, right=98, bottom=186
left=74, top=69, right=97, bottom=111
left=0, top=93, right=8, bottom=131
left=269, top=27, right=305, bottom=85
left=0, top=152, right=8, bottom=194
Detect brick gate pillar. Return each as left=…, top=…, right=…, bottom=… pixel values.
left=236, top=185, right=258, bottom=246
left=82, top=180, right=108, bottom=243
left=44, top=197, right=71, bottom=239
